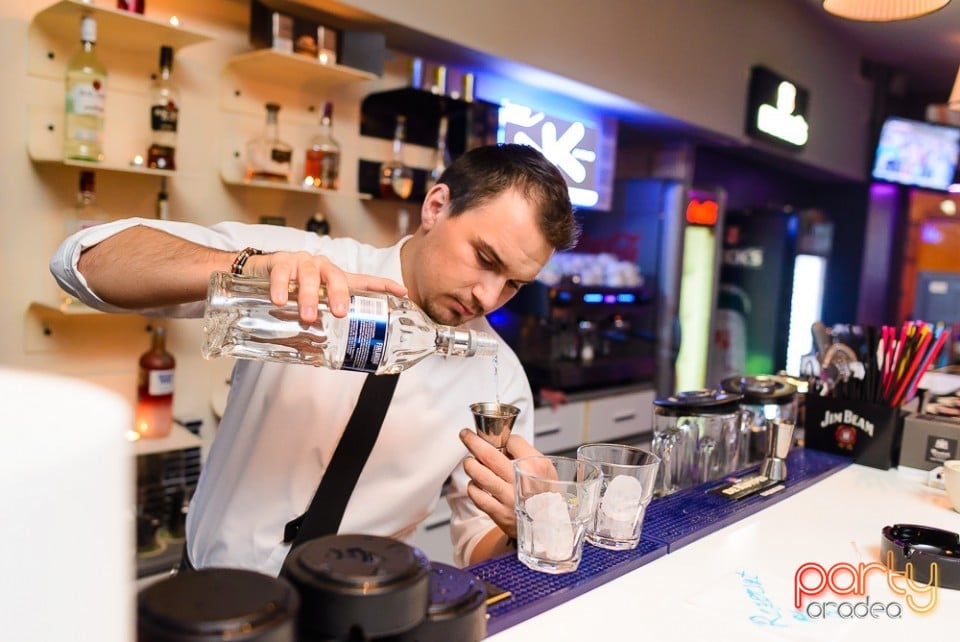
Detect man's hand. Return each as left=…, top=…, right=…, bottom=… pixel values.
left=459, top=428, right=541, bottom=539
left=246, top=251, right=407, bottom=323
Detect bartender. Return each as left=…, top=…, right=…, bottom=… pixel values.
left=50, top=144, right=579, bottom=574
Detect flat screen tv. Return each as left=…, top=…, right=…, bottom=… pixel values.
left=872, top=117, right=960, bottom=191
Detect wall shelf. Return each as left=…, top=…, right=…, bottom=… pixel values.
left=29, top=154, right=176, bottom=178
left=134, top=423, right=202, bottom=457
left=219, top=170, right=371, bottom=199
left=25, top=301, right=147, bottom=353
left=226, top=49, right=378, bottom=90
left=30, top=0, right=213, bottom=60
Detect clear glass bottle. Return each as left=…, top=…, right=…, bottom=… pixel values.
left=302, top=101, right=340, bottom=190
left=135, top=326, right=176, bottom=439
left=246, top=103, right=293, bottom=183
left=66, top=170, right=109, bottom=234
left=147, top=45, right=178, bottom=170
left=64, top=15, right=107, bottom=162
left=379, top=115, right=414, bottom=200
left=426, top=115, right=451, bottom=192
left=202, top=272, right=498, bottom=374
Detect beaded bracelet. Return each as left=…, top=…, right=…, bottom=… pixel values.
left=230, top=247, right=263, bottom=276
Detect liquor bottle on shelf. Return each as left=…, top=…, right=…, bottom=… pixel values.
left=64, top=15, right=107, bottom=162
left=202, top=272, right=498, bottom=374
left=425, top=115, right=450, bottom=192
left=135, top=326, right=176, bottom=440
left=246, top=103, right=293, bottom=183
left=302, top=101, right=340, bottom=190
left=117, top=0, right=145, bottom=13
left=66, top=170, right=109, bottom=234
left=306, top=211, right=330, bottom=235
left=378, top=115, right=414, bottom=200
left=156, top=178, right=170, bottom=220
left=147, top=45, right=178, bottom=170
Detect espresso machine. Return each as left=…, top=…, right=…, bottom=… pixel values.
left=492, top=280, right=657, bottom=392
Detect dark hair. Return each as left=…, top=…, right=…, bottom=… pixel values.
left=439, top=144, right=579, bottom=251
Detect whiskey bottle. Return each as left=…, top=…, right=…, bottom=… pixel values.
left=135, top=326, right=176, bottom=439
left=64, top=15, right=107, bottom=162
left=302, top=101, right=340, bottom=190
left=246, top=103, right=293, bottom=183
left=379, top=115, right=414, bottom=200
left=202, top=272, right=498, bottom=374
left=425, top=115, right=451, bottom=192
left=66, top=170, right=109, bottom=234
left=147, top=45, right=178, bottom=170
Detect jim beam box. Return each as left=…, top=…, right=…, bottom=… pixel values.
left=899, top=414, right=960, bottom=470
left=805, top=396, right=904, bottom=470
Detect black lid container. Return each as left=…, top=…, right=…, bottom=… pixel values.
left=652, top=389, right=743, bottom=416
left=720, top=375, right=797, bottom=406
left=137, top=568, right=299, bottom=641
left=386, top=563, right=487, bottom=642
left=282, top=534, right=431, bottom=641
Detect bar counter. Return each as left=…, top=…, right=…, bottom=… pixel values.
left=479, top=452, right=960, bottom=641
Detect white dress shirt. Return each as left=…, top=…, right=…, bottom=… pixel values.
left=50, top=218, right=535, bottom=574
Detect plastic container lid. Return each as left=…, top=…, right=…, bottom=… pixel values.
left=653, top=389, right=743, bottom=415
left=281, top=534, right=430, bottom=639
left=720, top=375, right=797, bottom=405
left=137, top=568, right=299, bottom=642
left=392, top=562, right=487, bottom=642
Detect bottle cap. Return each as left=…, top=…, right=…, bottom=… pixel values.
left=159, top=45, right=174, bottom=71
left=80, top=15, right=97, bottom=44
left=79, top=170, right=95, bottom=193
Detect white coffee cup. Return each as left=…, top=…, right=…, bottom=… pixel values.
left=943, top=460, right=960, bottom=513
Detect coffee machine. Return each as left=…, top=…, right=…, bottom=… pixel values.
left=491, top=280, right=657, bottom=392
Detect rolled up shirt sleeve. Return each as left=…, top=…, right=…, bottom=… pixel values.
left=49, top=217, right=325, bottom=318
left=446, top=348, right=535, bottom=567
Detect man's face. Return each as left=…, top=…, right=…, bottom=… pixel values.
left=409, top=186, right=553, bottom=326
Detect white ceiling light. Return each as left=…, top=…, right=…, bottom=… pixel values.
left=822, top=0, right=950, bottom=21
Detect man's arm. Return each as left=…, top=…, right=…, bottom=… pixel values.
left=78, top=226, right=232, bottom=309
left=72, top=224, right=406, bottom=321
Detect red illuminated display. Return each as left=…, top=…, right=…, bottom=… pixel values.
left=686, top=199, right=719, bottom=226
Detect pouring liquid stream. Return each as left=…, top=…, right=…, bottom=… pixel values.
left=493, top=354, right=500, bottom=407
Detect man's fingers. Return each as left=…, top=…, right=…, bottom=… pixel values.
left=460, top=429, right=514, bottom=479
left=504, top=434, right=541, bottom=460
left=345, top=274, right=407, bottom=297
left=466, top=482, right=514, bottom=532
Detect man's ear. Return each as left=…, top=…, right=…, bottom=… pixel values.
left=419, top=183, right=449, bottom=232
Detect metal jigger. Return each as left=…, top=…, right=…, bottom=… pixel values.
left=760, top=419, right=795, bottom=482
left=470, top=402, right=520, bottom=451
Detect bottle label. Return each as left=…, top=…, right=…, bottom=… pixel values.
left=341, top=295, right=388, bottom=372
left=147, top=369, right=175, bottom=396
left=271, top=148, right=292, bottom=164
left=151, top=103, right=179, bottom=132
left=67, top=81, right=105, bottom=116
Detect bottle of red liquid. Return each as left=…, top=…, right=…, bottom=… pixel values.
left=136, top=326, right=175, bottom=439
left=117, top=1, right=145, bottom=14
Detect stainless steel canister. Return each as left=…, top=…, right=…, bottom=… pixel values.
left=720, top=375, right=798, bottom=465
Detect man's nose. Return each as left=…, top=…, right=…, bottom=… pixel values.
left=472, top=274, right=506, bottom=313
